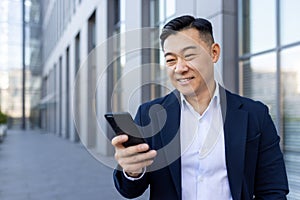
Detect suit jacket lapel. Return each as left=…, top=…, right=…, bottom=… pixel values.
left=155, top=88, right=248, bottom=200
left=221, top=88, right=248, bottom=200
left=156, top=90, right=182, bottom=199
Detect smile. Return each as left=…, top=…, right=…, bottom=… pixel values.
left=177, top=77, right=194, bottom=83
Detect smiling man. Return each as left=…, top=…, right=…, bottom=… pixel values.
left=112, top=15, right=289, bottom=200
left=163, top=26, right=219, bottom=115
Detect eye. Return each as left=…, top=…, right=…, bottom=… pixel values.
left=184, top=54, right=196, bottom=61
left=165, top=57, right=177, bottom=66
left=166, top=60, right=176, bottom=67
left=166, top=59, right=175, bottom=63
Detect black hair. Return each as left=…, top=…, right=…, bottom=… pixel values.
left=160, top=15, right=215, bottom=48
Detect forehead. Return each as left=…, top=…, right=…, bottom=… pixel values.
left=163, top=28, right=207, bottom=54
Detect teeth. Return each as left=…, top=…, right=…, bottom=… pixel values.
left=178, top=78, right=192, bottom=82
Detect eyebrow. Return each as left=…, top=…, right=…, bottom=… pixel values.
left=164, top=45, right=198, bottom=57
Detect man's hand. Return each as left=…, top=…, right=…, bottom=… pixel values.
left=112, top=134, right=157, bottom=177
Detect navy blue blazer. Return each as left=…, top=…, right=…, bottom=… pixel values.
left=114, top=88, right=289, bottom=200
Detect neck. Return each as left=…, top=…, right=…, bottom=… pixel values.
left=184, top=81, right=216, bottom=115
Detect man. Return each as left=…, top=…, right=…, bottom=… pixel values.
left=112, top=15, right=289, bottom=199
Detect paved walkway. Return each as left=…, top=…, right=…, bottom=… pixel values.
left=0, top=130, right=149, bottom=200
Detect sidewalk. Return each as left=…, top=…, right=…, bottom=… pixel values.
left=0, top=130, right=149, bottom=200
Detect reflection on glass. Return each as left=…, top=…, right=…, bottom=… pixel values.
left=159, top=0, right=165, bottom=21
left=242, top=52, right=277, bottom=121
left=166, top=0, right=175, bottom=18
left=111, top=0, right=126, bottom=112
left=0, top=0, right=22, bottom=71
left=0, top=0, right=22, bottom=124
left=242, top=0, right=276, bottom=54
left=281, top=0, right=300, bottom=45
left=4, top=0, right=22, bottom=22
left=143, top=0, right=175, bottom=99
left=281, top=45, right=300, bottom=200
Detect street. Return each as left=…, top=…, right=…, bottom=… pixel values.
left=0, top=130, right=149, bottom=200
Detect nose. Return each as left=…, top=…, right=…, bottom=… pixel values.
left=174, top=58, right=188, bottom=73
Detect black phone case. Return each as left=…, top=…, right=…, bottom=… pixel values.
left=104, top=112, right=147, bottom=147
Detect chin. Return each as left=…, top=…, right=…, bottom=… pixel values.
left=178, top=89, right=197, bottom=97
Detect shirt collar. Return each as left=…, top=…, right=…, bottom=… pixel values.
left=180, top=81, right=220, bottom=108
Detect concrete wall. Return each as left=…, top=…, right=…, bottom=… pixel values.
left=42, top=0, right=238, bottom=156
left=42, top=0, right=101, bottom=143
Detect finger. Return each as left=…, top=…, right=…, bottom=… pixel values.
left=117, top=143, right=150, bottom=158
left=120, top=150, right=157, bottom=165
left=124, top=143, right=149, bottom=156
left=111, top=134, right=128, bottom=148
left=123, top=159, right=154, bottom=173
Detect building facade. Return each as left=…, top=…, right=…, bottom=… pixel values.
left=0, top=0, right=42, bottom=129
left=40, top=0, right=300, bottom=198
left=0, top=0, right=25, bottom=126
left=239, top=1, right=300, bottom=199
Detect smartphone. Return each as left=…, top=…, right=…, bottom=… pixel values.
left=104, top=112, right=147, bottom=148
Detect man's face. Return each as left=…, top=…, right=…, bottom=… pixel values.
left=163, top=28, right=219, bottom=98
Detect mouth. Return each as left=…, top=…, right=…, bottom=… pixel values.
left=177, top=77, right=194, bottom=83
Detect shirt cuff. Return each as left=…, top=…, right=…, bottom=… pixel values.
left=123, top=167, right=146, bottom=181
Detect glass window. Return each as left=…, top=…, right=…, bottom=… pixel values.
left=159, top=0, right=165, bottom=22
left=241, top=53, right=277, bottom=122
left=281, top=45, right=300, bottom=199
left=166, top=0, right=175, bottom=18
left=241, top=0, right=276, bottom=54
left=142, top=0, right=165, bottom=101
left=149, top=0, right=175, bottom=98
left=280, top=0, right=300, bottom=45
left=75, top=33, right=80, bottom=73
left=239, top=0, right=300, bottom=197
left=108, top=0, right=125, bottom=112
left=0, top=0, right=22, bottom=72
left=88, top=11, right=96, bottom=52
left=8, top=0, right=22, bottom=22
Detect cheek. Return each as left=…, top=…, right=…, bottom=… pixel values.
left=190, top=56, right=212, bottom=67
left=167, top=68, right=174, bottom=78
left=187, top=60, right=206, bottom=75
left=189, top=58, right=214, bottom=73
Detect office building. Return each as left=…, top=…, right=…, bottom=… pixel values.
left=40, top=0, right=300, bottom=198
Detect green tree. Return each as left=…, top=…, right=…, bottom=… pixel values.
left=0, top=110, right=8, bottom=124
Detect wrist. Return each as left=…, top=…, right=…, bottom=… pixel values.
left=126, top=171, right=142, bottom=178
left=123, top=167, right=146, bottom=181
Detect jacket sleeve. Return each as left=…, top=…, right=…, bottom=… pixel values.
left=113, top=166, right=149, bottom=199
left=113, top=105, right=150, bottom=199
left=254, top=105, right=289, bottom=199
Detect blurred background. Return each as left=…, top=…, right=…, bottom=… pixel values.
left=0, top=0, right=299, bottom=199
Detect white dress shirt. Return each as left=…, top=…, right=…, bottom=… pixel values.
left=180, top=83, right=232, bottom=200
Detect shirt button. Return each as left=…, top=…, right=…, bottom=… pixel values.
left=197, top=176, right=204, bottom=182
left=198, top=150, right=201, bottom=159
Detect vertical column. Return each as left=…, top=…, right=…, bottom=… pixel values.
left=197, top=0, right=238, bottom=92
left=59, top=56, right=63, bottom=137
left=69, top=38, right=77, bottom=142
left=65, top=47, right=70, bottom=139
left=221, top=0, right=238, bottom=93
left=87, top=11, right=96, bottom=149
left=124, top=0, right=142, bottom=115
left=79, top=22, right=88, bottom=145
left=95, top=0, right=109, bottom=155
left=61, top=52, right=67, bottom=138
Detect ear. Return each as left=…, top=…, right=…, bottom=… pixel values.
left=211, top=43, right=220, bottom=63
